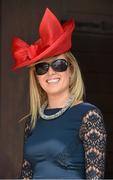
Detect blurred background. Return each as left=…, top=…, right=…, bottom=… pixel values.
left=0, top=0, right=113, bottom=178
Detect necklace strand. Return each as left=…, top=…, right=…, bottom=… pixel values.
left=39, top=96, right=74, bottom=120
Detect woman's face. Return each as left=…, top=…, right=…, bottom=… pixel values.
left=36, top=54, right=71, bottom=97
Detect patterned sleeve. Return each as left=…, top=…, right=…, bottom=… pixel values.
left=20, top=117, right=33, bottom=179
left=21, top=159, right=33, bottom=179
left=80, top=108, right=107, bottom=179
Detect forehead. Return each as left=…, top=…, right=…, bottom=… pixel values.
left=40, top=54, right=66, bottom=63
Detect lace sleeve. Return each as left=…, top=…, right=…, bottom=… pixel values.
left=20, top=117, right=33, bottom=179
left=80, top=109, right=107, bottom=179
left=24, top=117, right=32, bottom=141
left=21, top=159, right=33, bottom=179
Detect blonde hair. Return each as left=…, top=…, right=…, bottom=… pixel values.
left=29, top=51, right=85, bottom=128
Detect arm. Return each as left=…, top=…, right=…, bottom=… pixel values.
left=20, top=118, right=33, bottom=179
left=80, top=109, right=107, bottom=179
left=21, top=159, right=33, bottom=179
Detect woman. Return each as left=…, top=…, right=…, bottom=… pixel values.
left=12, top=8, right=107, bottom=179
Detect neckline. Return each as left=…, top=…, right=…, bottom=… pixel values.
left=45, top=101, right=84, bottom=111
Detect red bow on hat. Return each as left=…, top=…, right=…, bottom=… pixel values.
left=12, top=8, right=75, bottom=70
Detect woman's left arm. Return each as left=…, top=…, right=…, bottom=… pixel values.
left=80, top=109, right=107, bottom=179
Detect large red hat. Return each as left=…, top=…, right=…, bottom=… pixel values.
left=12, top=8, right=75, bottom=70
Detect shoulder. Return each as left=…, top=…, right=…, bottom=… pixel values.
left=79, top=102, right=99, bottom=110
left=79, top=103, right=107, bottom=140
left=81, top=102, right=102, bottom=117
left=79, top=102, right=103, bottom=124
left=71, top=101, right=102, bottom=117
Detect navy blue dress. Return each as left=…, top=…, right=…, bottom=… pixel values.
left=22, top=103, right=106, bottom=179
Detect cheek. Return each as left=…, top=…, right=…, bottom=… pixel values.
left=63, top=69, right=71, bottom=81
left=36, top=76, right=46, bottom=89
left=61, top=70, right=71, bottom=86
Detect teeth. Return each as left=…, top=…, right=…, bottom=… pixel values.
left=47, top=78, right=60, bottom=83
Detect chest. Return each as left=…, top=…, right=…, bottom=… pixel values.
left=24, top=114, right=82, bottom=162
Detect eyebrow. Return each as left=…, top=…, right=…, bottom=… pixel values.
left=36, top=57, right=60, bottom=64
left=33, top=56, right=66, bottom=66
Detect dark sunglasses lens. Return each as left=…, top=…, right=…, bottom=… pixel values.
left=52, top=59, right=68, bottom=72
left=35, top=63, right=49, bottom=75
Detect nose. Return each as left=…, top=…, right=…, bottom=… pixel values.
left=47, top=66, right=56, bottom=75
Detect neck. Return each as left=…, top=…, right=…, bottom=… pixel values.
left=47, top=93, right=70, bottom=109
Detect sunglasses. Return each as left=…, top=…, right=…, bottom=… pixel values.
left=35, top=59, right=69, bottom=75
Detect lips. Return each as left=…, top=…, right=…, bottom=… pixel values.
left=46, top=78, right=60, bottom=84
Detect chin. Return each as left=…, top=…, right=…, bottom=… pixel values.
left=46, top=90, right=61, bottom=96
left=46, top=88, right=69, bottom=97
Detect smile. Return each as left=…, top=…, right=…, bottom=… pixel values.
left=46, top=78, right=60, bottom=84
